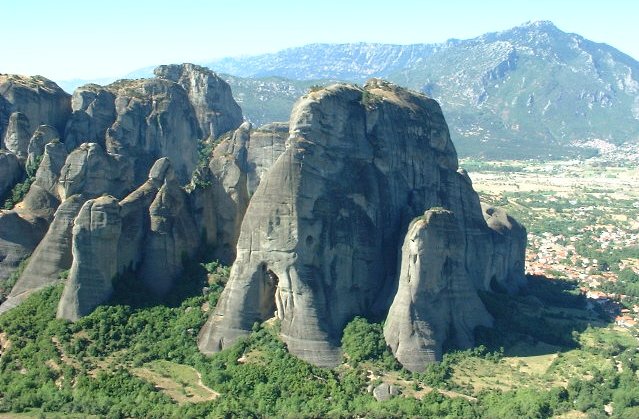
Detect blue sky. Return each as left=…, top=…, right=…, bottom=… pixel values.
left=3, top=0, right=638, bottom=80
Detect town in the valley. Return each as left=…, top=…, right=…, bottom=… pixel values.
left=465, top=144, right=639, bottom=336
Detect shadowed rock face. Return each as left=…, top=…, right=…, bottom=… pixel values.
left=0, top=150, right=21, bottom=199
left=55, top=158, right=200, bottom=320
left=57, top=196, right=122, bottom=321
left=137, top=172, right=200, bottom=295
left=481, top=203, right=528, bottom=293
left=64, top=64, right=244, bottom=185
left=0, top=195, right=85, bottom=313
left=154, top=63, right=243, bottom=140
left=198, top=80, right=525, bottom=367
left=0, top=74, right=71, bottom=146
left=0, top=64, right=248, bottom=315
left=198, top=121, right=289, bottom=264
left=384, top=209, right=493, bottom=372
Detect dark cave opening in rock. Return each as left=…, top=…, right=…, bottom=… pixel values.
left=258, top=263, right=280, bottom=320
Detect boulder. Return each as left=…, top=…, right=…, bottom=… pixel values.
left=57, top=196, right=121, bottom=321
left=372, top=383, right=401, bottom=401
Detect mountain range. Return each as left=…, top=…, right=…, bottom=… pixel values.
left=204, top=21, right=639, bottom=158
left=55, top=21, right=639, bottom=159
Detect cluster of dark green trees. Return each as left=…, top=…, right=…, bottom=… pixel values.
left=0, top=264, right=638, bottom=418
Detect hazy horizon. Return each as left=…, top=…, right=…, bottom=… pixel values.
left=4, top=0, right=639, bottom=81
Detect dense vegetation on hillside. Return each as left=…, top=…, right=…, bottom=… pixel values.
left=0, top=257, right=638, bottom=418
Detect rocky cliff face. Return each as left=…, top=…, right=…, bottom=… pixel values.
left=198, top=80, right=526, bottom=369
left=0, top=68, right=526, bottom=372
left=0, top=150, right=21, bottom=199
left=0, top=64, right=248, bottom=310
left=384, top=209, right=493, bottom=372
left=57, top=196, right=122, bottom=321
left=154, top=64, right=243, bottom=140
left=0, top=74, right=71, bottom=148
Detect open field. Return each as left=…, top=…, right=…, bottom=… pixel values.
left=133, top=360, right=219, bottom=404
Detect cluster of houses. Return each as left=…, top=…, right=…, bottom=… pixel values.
left=526, top=229, right=639, bottom=333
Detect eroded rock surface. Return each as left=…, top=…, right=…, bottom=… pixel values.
left=0, top=195, right=85, bottom=313
left=198, top=80, right=526, bottom=368
left=154, top=63, right=243, bottom=140
left=0, top=150, right=21, bottom=199
left=57, top=196, right=121, bottom=321
left=384, top=209, right=493, bottom=372
left=0, top=74, right=71, bottom=145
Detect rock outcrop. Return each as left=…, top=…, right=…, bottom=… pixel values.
left=0, top=65, right=250, bottom=316
left=0, top=74, right=71, bottom=146
left=138, top=169, right=200, bottom=295
left=481, top=203, right=528, bottom=292
left=384, top=209, right=493, bottom=372
left=154, top=64, right=243, bottom=140
left=57, top=196, right=121, bottom=321
left=245, top=122, right=288, bottom=196
left=3, top=112, right=30, bottom=159
left=0, top=210, right=48, bottom=292
left=198, top=80, right=526, bottom=368
left=63, top=85, right=116, bottom=151
left=0, top=69, right=527, bottom=371
left=0, top=195, right=85, bottom=313
left=0, top=150, right=21, bottom=199
left=55, top=158, right=202, bottom=319
left=198, top=121, right=288, bottom=264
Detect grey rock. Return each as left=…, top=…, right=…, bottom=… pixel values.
left=207, top=123, right=251, bottom=264
left=188, top=169, right=217, bottom=248
left=482, top=203, right=528, bottom=293
left=0, top=195, right=86, bottom=313
left=204, top=121, right=288, bottom=263
left=372, top=383, right=401, bottom=401
left=246, top=123, right=288, bottom=196
left=64, top=85, right=116, bottom=150
left=198, top=81, right=464, bottom=366
left=198, top=80, right=526, bottom=368
left=19, top=140, right=69, bottom=222
left=104, top=78, right=200, bottom=184
left=0, top=210, right=48, bottom=291
left=58, top=143, right=133, bottom=200
left=0, top=150, right=22, bottom=200
left=154, top=63, right=243, bottom=139
left=0, top=74, right=71, bottom=143
left=33, top=140, right=68, bottom=197
left=384, top=209, right=493, bottom=372
left=57, top=196, right=121, bottom=321
left=3, top=112, right=31, bottom=159
left=138, top=172, right=200, bottom=295
left=117, top=158, right=173, bottom=273
left=27, top=125, right=59, bottom=167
